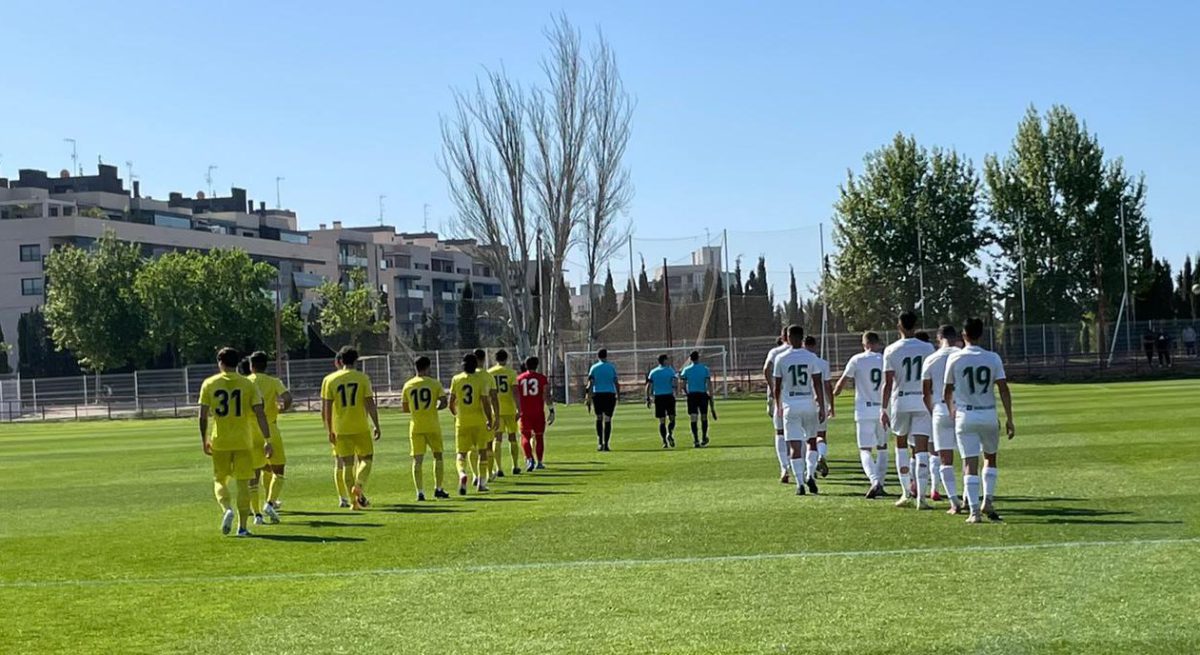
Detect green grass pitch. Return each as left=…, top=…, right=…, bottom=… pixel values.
left=1, top=379, right=1197, bottom=654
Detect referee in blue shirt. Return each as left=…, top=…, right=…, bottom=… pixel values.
left=586, top=349, right=620, bottom=451
left=679, top=351, right=717, bottom=447
left=645, top=354, right=679, bottom=448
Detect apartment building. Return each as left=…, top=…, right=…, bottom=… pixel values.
left=0, top=165, right=330, bottom=366
left=654, top=245, right=727, bottom=301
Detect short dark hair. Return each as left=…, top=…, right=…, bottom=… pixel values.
left=249, top=351, right=269, bottom=372
left=414, top=356, right=431, bottom=372
left=463, top=353, right=478, bottom=373
left=899, top=311, right=919, bottom=331
left=803, top=335, right=817, bottom=347
left=236, top=358, right=252, bottom=375
left=963, top=318, right=985, bottom=341
left=915, top=331, right=931, bottom=343
left=597, top=349, right=608, bottom=360
left=337, top=346, right=358, bottom=366
left=474, top=348, right=486, bottom=363
left=689, top=350, right=700, bottom=362
left=787, top=324, right=804, bottom=341
left=217, top=347, right=241, bottom=368
left=495, top=349, right=508, bottom=363
left=525, top=356, right=540, bottom=372
left=863, top=331, right=880, bottom=345
left=937, top=324, right=959, bottom=342
left=657, top=354, right=669, bottom=365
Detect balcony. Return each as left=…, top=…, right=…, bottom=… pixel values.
left=292, top=271, right=326, bottom=289
left=338, top=253, right=369, bottom=268
left=406, top=289, right=425, bottom=299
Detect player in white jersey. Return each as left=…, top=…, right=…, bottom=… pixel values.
left=881, top=311, right=936, bottom=509
left=832, top=331, right=889, bottom=498
left=772, top=324, right=826, bottom=496
left=803, top=335, right=833, bottom=479
left=922, top=324, right=965, bottom=514
left=762, top=326, right=792, bottom=483
left=943, top=318, right=1015, bottom=524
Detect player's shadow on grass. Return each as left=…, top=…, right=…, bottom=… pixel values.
left=998, top=495, right=1086, bottom=503
left=299, top=520, right=385, bottom=529
left=378, top=504, right=466, bottom=514
left=465, top=496, right=537, bottom=502
left=1003, top=507, right=1183, bottom=526
left=501, top=489, right=579, bottom=496
left=253, top=534, right=366, bottom=543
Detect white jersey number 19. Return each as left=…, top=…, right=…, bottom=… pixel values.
left=961, top=366, right=992, bottom=395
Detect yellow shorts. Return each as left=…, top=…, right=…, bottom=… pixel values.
left=212, top=449, right=254, bottom=481
left=334, top=432, right=374, bottom=458
left=265, top=423, right=286, bottom=466
left=455, top=424, right=491, bottom=453
left=250, top=435, right=268, bottom=470
left=410, top=429, right=444, bottom=456
left=497, top=414, right=518, bottom=434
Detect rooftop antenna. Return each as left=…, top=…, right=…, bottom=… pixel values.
left=125, top=160, right=134, bottom=186
left=378, top=194, right=386, bottom=226
left=64, top=138, right=79, bottom=175
left=206, top=164, right=218, bottom=197
left=423, top=203, right=430, bottom=231
left=275, top=176, right=285, bottom=209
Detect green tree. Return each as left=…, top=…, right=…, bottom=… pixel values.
left=984, top=105, right=1151, bottom=343
left=594, top=268, right=619, bottom=330
left=831, top=133, right=990, bottom=330
left=314, top=269, right=389, bottom=351
left=1135, top=258, right=1176, bottom=321
left=457, top=279, right=480, bottom=349
left=0, top=323, right=10, bottom=375
left=1175, top=255, right=1196, bottom=319
left=44, top=231, right=147, bottom=372
left=417, top=309, right=444, bottom=351
left=17, top=309, right=81, bottom=377
left=784, top=266, right=803, bottom=325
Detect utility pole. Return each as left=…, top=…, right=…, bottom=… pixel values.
left=275, top=177, right=285, bottom=209
left=205, top=164, right=218, bottom=196
left=64, top=138, right=79, bottom=175
left=663, top=257, right=673, bottom=347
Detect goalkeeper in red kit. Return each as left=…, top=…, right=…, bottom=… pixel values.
left=516, top=356, right=555, bottom=471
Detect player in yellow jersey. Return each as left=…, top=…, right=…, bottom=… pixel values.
left=487, top=349, right=523, bottom=478
left=401, top=355, right=450, bottom=501
left=247, top=351, right=293, bottom=521
left=450, top=353, right=495, bottom=494
left=321, top=347, right=382, bottom=510
left=199, top=347, right=273, bottom=537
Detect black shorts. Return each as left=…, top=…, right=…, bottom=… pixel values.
left=592, top=392, right=617, bottom=417
left=653, top=394, right=677, bottom=419
left=686, top=392, right=710, bottom=416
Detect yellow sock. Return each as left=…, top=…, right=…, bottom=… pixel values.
left=468, top=450, right=480, bottom=479
left=478, top=456, right=489, bottom=483
left=510, top=439, right=520, bottom=468
left=261, top=469, right=275, bottom=495
left=249, top=480, right=262, bottom=514
left=412, top=459, right=424, bottom=494
left=267, top=474, right=285, bottom=503
left=235, top=479, right=251, bottom=529
left=492, top=439, right=503, bottom=472
left=456, top=455, right=467, bottom=479
left=434, top=457, right=446, bottom=490
left=355, top=458, right=374, bottom=491
left=342, top=461, right=357, bottom=498
left=335, top=463, right=349, bottom=499
left=214, top=478, right=231, bottom=510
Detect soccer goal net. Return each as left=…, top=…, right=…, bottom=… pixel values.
left=562, top=345, right=728, bottom=405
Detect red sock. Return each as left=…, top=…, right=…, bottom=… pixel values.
left=534, top=434, right=545, bottom=461
left=520, top=434, right=534, bottom=460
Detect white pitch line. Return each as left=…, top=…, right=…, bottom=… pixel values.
left=2, top=537, right=1197, bottom=590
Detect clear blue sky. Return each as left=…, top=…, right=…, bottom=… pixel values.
left=5, top=1, right=1197, bottom=296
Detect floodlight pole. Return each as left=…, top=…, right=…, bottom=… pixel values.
left=1018, top=211, right=1028, bottom=362
left=628, top=234, right=639, bottom=376
left=722, top=229, right=735, bottom=369
left=819, top=223, right=829, bottom=361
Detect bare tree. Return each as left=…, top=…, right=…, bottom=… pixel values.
left=580, top=32, right=633, bottom=346
left=529, top=15, right=591, bottom=359
left=440, top=70, right=533, bottom=354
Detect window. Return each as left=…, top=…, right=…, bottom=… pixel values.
left=21, top=277, right=44, bottom=296
left=19, top=244, right=41, bottom=262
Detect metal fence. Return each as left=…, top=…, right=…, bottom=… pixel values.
left=0, top=319, right=1195, bottom=422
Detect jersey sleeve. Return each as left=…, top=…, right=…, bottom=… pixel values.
left=943, top=356, right=957, bottom=386
left=362, top=375, right=374, bottom=399
left=843, top=356, right=857, bottom=379
left=198, top=380, right=212, bottom=407
left=993, top=354, right=1007, bottom=381
left=274, top=377, right=288, bottom=395
left=435, top=380, right=446, bottom=400
left=882, top=349, right=894, bottom=373
left=248, top=380, right=264, bottom=406
left=920, top=355, right=935, bottom=381
left=772, top=357, right=785, bottom=380
left=320, top=376, right=333, bottom=401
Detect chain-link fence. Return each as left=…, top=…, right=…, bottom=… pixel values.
left=0, top=319, right=1195, bottom=422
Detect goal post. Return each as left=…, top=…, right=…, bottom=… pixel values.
left=563, top=345, right=728, bottom=405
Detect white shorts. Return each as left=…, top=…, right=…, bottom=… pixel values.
left=956, top=412, right=1000, bottom=458
left=932, top=408, right=956, bottom=452
left=891, top=409, right=932, bottom=438
left=782, top=404, right=817, bottom=443
left=855, top=418, right=887, bottom=449
left=815, top=414, right=828, bottom=435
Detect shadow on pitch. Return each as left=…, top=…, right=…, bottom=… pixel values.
left=464, top=496, right=537, bottom=503
left=1003, top=506, right=1183, bottom=526
left=253, top=534, right=366, bottom=543
left=502, top=489, right=579, bottom=496
left=299, top=520, right=385, bottom=528
left=378, top=504, right=466, bottom=514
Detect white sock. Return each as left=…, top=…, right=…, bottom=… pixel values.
left=895, top=448, right=911, bottom=496
left=983, top=466, right=998, bottom=502
left=805, top=449, right=819, bottom=481
left=914, top=452, right=930, bottom=502
left=964, top=474, right=982, bottom=513
left=939, top=464, right=959, bottom=501
left=874, top=447, right=889, bottom=486
left=859, top=450, right=878, bottom=484
left=790, top=458, right=807, bottom=488
left=817, top=440, right=828, bottom=460
left=775, top=434, right=790, bottom=472
left=930, top=454, right=942, bottom=490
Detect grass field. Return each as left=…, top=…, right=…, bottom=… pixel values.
left=1, top=379, right=1198, bottom=654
